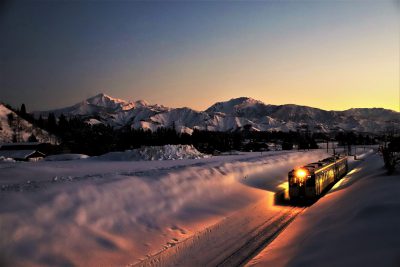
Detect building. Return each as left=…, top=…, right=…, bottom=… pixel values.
left=0, top=142, right=50, bottom=161
left=0, top=150, right=45, bottom=161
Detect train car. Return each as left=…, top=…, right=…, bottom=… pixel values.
left=288, top=155, right=348, bottom=201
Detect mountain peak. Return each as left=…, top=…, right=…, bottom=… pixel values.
left=94, top=92, right=108, bottom=98
left=230, top=96, right=259, bottom=102
left=86, top=93, right=151, bottom=109
left=87, top=93, right=126, bottom=104
left=205, top=97, right=266, bottom=114
left=229, top=97, right=264, bottom=106
left=134, top=99, right=149, bottom=107
left=84, top=93, right=139, bottom=111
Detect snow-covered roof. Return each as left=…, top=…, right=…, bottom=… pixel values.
left=0, top=142, right=41, bottom=147
left=0, top=150, right=45, bottom=159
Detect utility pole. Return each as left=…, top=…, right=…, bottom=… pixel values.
left=354, top=145, right=357, bottom=160
left=326, top=139, right=329, bottom=153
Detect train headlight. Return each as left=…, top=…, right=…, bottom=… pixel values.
left=295, top=168, right=308, bottom=181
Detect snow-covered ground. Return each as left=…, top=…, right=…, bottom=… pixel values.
left=0, top=149, right=329, bottom=266
left=0, top=147, right=391, bottom=267
left=44, top=154, right=90, bottom=161
left=247, top=151, right=400, bottom=267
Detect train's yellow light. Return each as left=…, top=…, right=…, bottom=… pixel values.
left=295, top=168, right=307, bottom=179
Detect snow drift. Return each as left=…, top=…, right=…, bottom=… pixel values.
left=44, top=154, right=90, bottom=161
left=95, top=144, right=208, bottom=161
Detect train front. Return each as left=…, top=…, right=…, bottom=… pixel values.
left=288, top=167, right=314, bottom=200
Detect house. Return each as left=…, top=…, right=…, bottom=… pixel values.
left=0, top=142, right=53, bottom=161
left=0, top=150, right=45, bottom=161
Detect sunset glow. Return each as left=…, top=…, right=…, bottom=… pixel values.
left=0, top=1, right=398, bottom=111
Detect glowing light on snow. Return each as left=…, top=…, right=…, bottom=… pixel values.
left=331, top=167, right=361, bottom=190
left=277, top=181, right=290, bottom=201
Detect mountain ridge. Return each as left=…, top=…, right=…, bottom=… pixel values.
left=34, top=93, right=399, bottom=134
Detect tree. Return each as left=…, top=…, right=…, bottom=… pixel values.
left=7, top=113, right=14, bottom=126
left=37, top=115, right=44, bottom=128
left=47, top=113, right=57, bottom=132
left=58, top=114, right=68, bottom=131
left=28, top=133, right=38, bottom=142
left=20, top=103, right=27, bottom=117
left=282, top=141, right=293, bottom=150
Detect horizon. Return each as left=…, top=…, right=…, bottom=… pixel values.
left=0, top=1, right=399, bottom=112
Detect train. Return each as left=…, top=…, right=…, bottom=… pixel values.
left=288, top=155, right=348, bottom=201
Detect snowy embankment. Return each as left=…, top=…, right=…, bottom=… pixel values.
left=42, top=145, right=206, bottom=162
left=0, top=149, right=328, bottom=267
left=248, top=151, right=400, bottom=267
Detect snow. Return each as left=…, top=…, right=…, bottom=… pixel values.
left=0, top=147, right=394, bottom=267
left=0, top=156, right=15, bottom=162
left=85, top=118, right=102, bottom=125
left=44, top=154, right=90, bottom=161
left=0, top=149, right=330, bottom=266
left=206, top=97, right=268, bottom=116
left=0, top=104, right=56, bottom=143
left=247, top=151, right=400, bottom=267
left=95, top=144, right=208, bottom=161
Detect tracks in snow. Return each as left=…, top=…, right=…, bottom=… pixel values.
left=134, top=202, right=305, bottom=267
left=216, top=207, right=304, bottom=267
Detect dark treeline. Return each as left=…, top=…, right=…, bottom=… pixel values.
left=9, top=103, right=378, bottom=156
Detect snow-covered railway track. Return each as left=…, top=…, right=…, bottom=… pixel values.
left=216, top=207, right=304, bottom=267
left=134, top=203, right=304, bottom=267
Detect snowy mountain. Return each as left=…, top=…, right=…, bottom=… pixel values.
left=35, top=94, right=400, bottom=133
left=37, top=93, right=142, bottom=117
left=0, top=104, right=56, bottom=143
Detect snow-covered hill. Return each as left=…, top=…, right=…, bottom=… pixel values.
left=35, top=93, right=400, bottom=133
left=0, top=104, right=56, bottom=143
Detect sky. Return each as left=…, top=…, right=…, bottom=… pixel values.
left=0, top=0, right=399, bottom=112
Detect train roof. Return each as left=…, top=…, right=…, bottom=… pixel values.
left=291, top=155, right=347, bottom=174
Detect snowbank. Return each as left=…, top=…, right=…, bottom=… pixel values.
left=0, top=156, right=15, bottom=162
left=96, top=144, right=208, bottom=161
left=44, top=154, right=90, bottom=161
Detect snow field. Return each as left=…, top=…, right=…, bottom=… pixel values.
left=0, top=150, right=328, bottom=266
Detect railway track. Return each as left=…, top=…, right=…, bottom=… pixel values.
left=216, top=207, right=305, bottom=267
left=134, top=204, right=305, bottom=267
